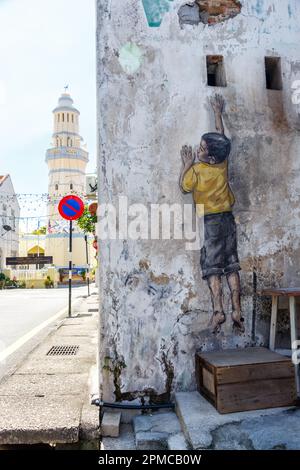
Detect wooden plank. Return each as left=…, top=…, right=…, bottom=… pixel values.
left=260, top=288, right=300, bottom=297
left=217, top=378, right=297, bottom=414
left=216, top=362, right=294, bottom=385
left=202, top=368, right=215, bottom=395
left=289, top=296, right=300, bottom=395
left=275, top=348, right=292, bottom=357
left=198, top=383, right=217, bottom=408
left=195, top=353, right=202, bottom=392
left=269, top=295, right=278, bottom=351
left=197, top=347, right=288, bottom=367
left=195, top=354, right=215, bottom=374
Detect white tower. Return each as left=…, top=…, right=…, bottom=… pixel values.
left=46, top=92, right=89, bottom=268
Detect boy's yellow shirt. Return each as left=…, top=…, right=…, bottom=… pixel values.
left=182, top=159, right=235, bottom=215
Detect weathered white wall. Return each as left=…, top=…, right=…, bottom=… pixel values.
left=96, top=0, right=300, bottom=402
left=0, top=176, right=20, bottom=269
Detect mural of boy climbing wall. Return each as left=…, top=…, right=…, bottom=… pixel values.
left=179, top=95, right=244, bottom=335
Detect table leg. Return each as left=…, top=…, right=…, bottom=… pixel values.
left=269, top=295, right=278, bottom=351
left=289, top=296, right=300, bottom=396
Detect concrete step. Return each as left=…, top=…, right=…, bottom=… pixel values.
left=101, top=424, right=136, bottom=450
left=101, top=411, right=121, bottom=437
left=133, top=412, right=182, bottom=450
left=167, top=432, right=189, bottom=450
left=174, top=391, right=300, bottom=450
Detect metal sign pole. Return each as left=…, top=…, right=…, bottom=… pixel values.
left=85, top=235, right=90, bottom=296
left=68, top=220, right=73, bottom=318
left=58, top=195, right=84, bottom=318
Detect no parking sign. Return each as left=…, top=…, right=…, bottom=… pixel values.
left=58, top=195, right=85, bottom=317
left=58, top=195, right=84, bottom=221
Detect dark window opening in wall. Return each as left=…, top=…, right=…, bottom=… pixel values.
left=206, top=55, right=227, bottom=87
left=70, top=183, right=73, bottom=190
left=265, top=57, right=282, bottom=90
left=55, top=184, right=58, bottom=190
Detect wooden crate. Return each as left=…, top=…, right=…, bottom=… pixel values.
left=195, top=347, right=297, bottom=414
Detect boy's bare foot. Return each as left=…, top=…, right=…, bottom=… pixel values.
left=232, top=311, right=245, bottom=334
left=209, top=311, right=226, bottom=334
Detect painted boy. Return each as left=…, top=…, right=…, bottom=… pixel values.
left=179, top=94, right=244, bottom=334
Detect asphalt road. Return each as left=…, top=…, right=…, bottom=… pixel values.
left=0, top=286, right=87, bottom=379
left=0, top=285, right=88, bottom=352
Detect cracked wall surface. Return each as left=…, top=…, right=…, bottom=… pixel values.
left=96, top=0, right=300, bottom=402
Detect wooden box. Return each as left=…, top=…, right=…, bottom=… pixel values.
left=195, top=347, right=297, bottom=414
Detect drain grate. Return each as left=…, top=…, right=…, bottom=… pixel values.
left=46, top=345, right=79, bottom=356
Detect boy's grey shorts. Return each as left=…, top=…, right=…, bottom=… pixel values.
left=200, top=211, right=241, bottom=280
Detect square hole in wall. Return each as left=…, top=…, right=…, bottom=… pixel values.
left=206, top=55, right=227, bottom=87
left=265, top=57, right=283, bottom=90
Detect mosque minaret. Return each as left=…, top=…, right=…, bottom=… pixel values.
left=45, top=91, right=89, bottom=269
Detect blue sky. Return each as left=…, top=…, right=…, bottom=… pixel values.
left=0, top=0, right=96, bottom=226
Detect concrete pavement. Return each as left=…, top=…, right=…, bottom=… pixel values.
left=0, top=285, right=88, bottom=349
left=0, top=285, right=90, bottom=381
left=0, top=290, right=100, bottom=448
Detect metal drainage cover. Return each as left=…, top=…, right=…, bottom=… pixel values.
left=46, top=345, right=79, bottom=356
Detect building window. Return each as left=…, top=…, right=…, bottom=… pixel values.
left=56, top=137, right=59, bottom=147
left=62, top=113, right=65, bottom=122
left=71, top=114, right=74, bottom=123
left=58, top=114, right=60, bottom=123
left=70, top=184, right=73, bottom=190
left=206, top=55, right=227, bottom=87
left=265, top=57, right=283, bottom=90
left=60, top=138, right=63, bottom=146
left=55, top=184, right=59, bottom=190
left=67, top=113, right=69, bottom=122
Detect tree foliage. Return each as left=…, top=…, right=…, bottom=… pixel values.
left=32, top=226, right=47, bottom=235
left=76, top=206, right=97, bottom=234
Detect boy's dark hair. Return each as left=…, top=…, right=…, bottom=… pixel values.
left=202, top=132, right=231, bottom=163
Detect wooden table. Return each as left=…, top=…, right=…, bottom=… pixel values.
left=260, top=288, right=300, bottom=395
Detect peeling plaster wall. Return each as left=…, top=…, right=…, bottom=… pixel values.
left=96, top=0, right=300, bottom=402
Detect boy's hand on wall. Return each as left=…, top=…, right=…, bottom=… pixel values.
left=211, top=94, right=225, bottom=114
left=181, top=145, right=194, bottom=166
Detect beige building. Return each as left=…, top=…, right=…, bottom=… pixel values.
left=45, top=92, right=93, bottom=269
left=19, top=234, right=46, bottom=259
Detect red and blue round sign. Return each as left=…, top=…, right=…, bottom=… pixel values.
left=58, top=195, right=85, bottom=221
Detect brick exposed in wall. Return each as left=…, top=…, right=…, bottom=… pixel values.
left=178, top=0, right=241, bottom=26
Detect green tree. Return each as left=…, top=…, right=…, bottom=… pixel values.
left=76, top=206, right=97, bottom=234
